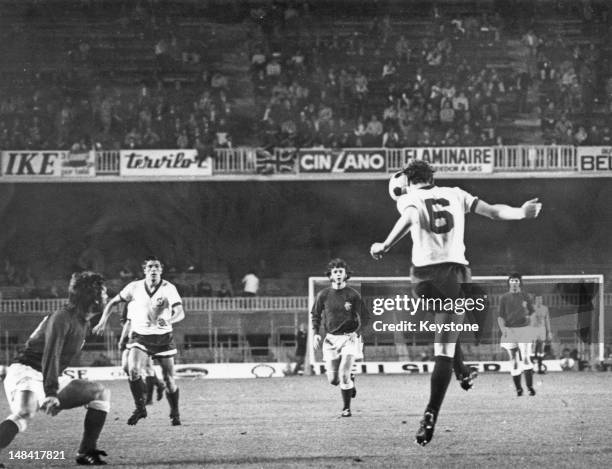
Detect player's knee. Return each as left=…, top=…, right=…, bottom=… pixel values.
left=163, top=373, right=176, bottom=391
left=128, top=368, right=142, bottom=381
left=339, top=372, right=352, bottom=388
left=8, top=413, right=29, bottom=433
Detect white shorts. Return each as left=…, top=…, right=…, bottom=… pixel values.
left=323, top=332, right=360, bottom=362
left=501, top=326, right=535, bottom=350
left=3, top=363, right=70, bottom=414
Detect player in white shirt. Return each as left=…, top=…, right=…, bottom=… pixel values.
left=370, top=160, right=542, bottom=446
left=93, top=257, right=184, bottom=426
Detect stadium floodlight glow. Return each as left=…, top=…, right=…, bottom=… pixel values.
left=306, top=275, right=605, bottom=375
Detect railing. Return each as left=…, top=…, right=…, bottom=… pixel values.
left=0, top=296, right=309, bottom=314
left=494, top=145, right=576, bottom=172
left=1, top=294, right=611, bottom=314
left=214, top=147, right=257, bottom=174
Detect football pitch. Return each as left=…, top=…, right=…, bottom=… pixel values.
left=1, top=372, right=611, bottom=468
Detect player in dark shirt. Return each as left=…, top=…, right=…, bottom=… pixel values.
left=498, top=273, right=536, bottom=396
left=0, top=271, right=111, bottom=466
left=311, top=259, right=369, bottom=417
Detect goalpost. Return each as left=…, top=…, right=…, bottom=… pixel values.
left=305, top=274, right=605, bottom=374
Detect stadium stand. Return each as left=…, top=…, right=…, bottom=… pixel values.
left=0, top=0, right=610, bottom=151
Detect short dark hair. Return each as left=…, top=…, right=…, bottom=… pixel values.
left=402, top=159, right=435, bottom=184
left=68, top=271, right=105, bottom=308
left=508, top=272, right=522, bottom=283
left=142, top=256, right=163, bottom=269
left=325, top=258, right=352, bottom=280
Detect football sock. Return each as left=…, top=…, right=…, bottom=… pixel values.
left=145, top=376, right=155, bottom=402
left=166, top=388, right=180, bottom=417
left=0, top=420, right=19, bottom=449
left=524, top=369, right=534, bottom=388
left=129, top=378, right=146, bottom=409
left=453, top=341, right=471, bottom=378
left=425, top=355, right=453, bottom=417
left=78, top=408, right=107, bottom=454
left=341, top=388, right=352, bottom=410
left=512, top=374, right=522, bottom=390
left=537, top=356, right=543, bottom=371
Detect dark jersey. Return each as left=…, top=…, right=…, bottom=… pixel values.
left=311, top=286, right=369, bottom=335
left=499, top=291, right=533, bottom=328
left=14, top=306, right=90, bottom=397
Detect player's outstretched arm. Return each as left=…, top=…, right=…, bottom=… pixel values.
left=370, top=206, right=416, bottom=260
left=475, top=198, right=542, bottom=220
left=92, top=295, right=122, bottom=335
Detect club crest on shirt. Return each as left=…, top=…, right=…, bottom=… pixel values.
left=344, top=301, right=352, bottom=311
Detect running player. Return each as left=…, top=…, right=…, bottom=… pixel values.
left=312, top=259, right=369, bottom=417
left=0, top=272, right=111, bottom=466
left=498, top=273, right=536, bottom=395
left=370, top=160, right=542, bottom=446
left=93, top=256, right=184, bottom=426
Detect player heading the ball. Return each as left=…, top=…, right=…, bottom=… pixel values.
left=370, top=159, right=542, bottom=446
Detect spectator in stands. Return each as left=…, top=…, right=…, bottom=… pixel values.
left=586, top=124, right=601, bottom=145
left=124, top=127, right=143, bottom=149
left=439, top=101, right=456, bottom=128
left=364, top=114, right=383, bottom=147
left=142, top=125, right=161, bottom=148
left=353, top=116, right=367, bottom=147
left=574, top=126, right=588, bottom=145
left=241, top=270, right=260, bottom=297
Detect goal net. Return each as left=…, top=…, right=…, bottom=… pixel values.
left=306, top=275, right=605, bottom=374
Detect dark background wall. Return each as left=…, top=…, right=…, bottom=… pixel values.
left=0, top=178, right=610, bottom=287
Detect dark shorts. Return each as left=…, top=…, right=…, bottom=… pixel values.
left=127, top=332, right=177, bottom=358
left=411, top=263, right=472, bottom=309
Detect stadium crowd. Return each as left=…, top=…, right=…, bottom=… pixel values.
left=0, top=0, right=611, bottom=152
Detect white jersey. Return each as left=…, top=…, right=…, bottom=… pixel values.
left=120, top=279, right=182, bottom=335
left=396, top=185, right=478, bottom=267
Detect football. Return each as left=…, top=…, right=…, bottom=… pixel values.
left=388, top=170, right=409, bottom=201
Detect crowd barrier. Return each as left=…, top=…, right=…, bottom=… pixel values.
left=1, top=145, right=609, bottom=179
left=0, top=294, right=610, bottom=314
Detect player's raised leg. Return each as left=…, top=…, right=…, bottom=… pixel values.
left=126, top=346, right=149, bottom=425
left=416, top=312, right=464, bottom=446
left=158, top=357, right=180, bottom=425
left=58, top=380, right=110, bottom=465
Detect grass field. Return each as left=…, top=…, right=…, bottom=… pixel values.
left=1, top=372, right=612, bottom=468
